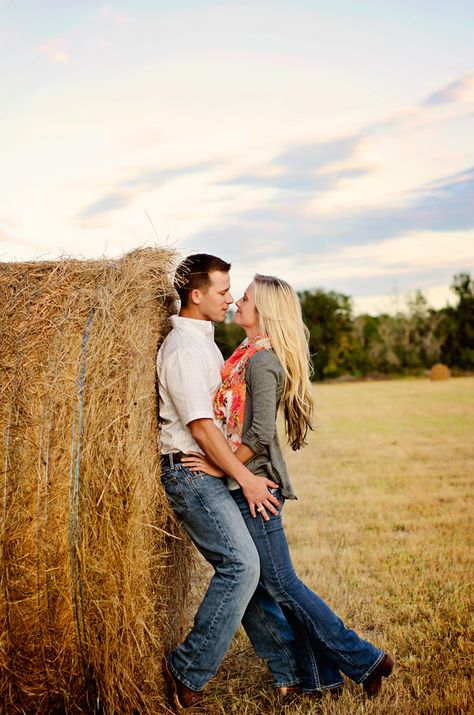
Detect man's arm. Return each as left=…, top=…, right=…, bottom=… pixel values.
left=189, top=418, right=280, bottom=520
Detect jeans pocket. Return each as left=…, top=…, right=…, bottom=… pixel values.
left=268, top=486, right=285, bottom=511
left=161, top=471, right=190, bottom=517
left=186, top=470, right=207, bottom=481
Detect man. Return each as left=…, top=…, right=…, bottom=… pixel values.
left=157, top=254, right=299, bottom=709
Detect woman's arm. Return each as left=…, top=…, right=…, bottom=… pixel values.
left=234, top=443, right=255, bottom=463
left=241, top=351, right=280, bottom=455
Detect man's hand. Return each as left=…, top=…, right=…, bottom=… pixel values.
left=188, top=418, right=280, bottom=521
left=239, top=473, right=280, bottom=520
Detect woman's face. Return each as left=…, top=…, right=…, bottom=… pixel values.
left=234, top=281, right=260, bottom=335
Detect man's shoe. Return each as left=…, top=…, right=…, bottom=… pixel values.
left=162, top=657, right=204, bottom=710
left=274, top=685, right=302, bottom=699
left=362, top=653, right=394, bottom=697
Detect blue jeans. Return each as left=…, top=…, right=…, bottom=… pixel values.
left=161, top=464, right=300, bottom=691
left=231, top=487, right=385, bottom=689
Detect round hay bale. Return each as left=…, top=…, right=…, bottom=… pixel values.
left=430, top=363, right=451, bottom=381
left=0, top=248, right=194, bottom=714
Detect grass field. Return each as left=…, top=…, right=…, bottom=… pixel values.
left=183, top=377, right=474, bottom=714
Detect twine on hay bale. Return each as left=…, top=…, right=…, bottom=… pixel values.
left=0, top=248, right=194, bottom=714
left=430, top=363, right=451, bottom=381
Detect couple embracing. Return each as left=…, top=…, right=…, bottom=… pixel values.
left=157, top=254, right=393, bottom=710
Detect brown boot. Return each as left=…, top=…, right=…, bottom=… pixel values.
left=162, top=657, right=204, bottom=710
left=274, top=685, right=302, bottom=700
left=362, top=654, right=394, bottom=697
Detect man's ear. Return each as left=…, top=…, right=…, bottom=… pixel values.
left=190, top=288, right=201, bottom=305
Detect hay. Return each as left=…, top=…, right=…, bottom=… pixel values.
left=430, top=363, right=451, bottom=381
left=0, top=248, right=194, bottom=714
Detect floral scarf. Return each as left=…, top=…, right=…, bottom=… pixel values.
left=213, top=335, right=271, bottom=451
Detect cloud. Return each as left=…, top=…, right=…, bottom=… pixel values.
left=119, top=163, right=217, bottom=189
left=323, top=230, right=474, bottom=277
left=184, top=225, right=472, bottom=312
left=419, top=166, right=474, bottom=191
left=78, top=161, right=218, bottom=224
left=217, top=73, right=474, bottom=222
left=276, top=135, right=363, bottom=172
left=79, top=192, right=131, bottom=221
left=364, top=109, right=420, bottom=135
left=0, top=225, right=50, bottom=261
left=353, top=283, right=456, bottom=317
left=0, top=226, right=12, bottom=246
left=329, top=166, right=474, bottom=246
left=39, top=37, right=69, bottom=64
left=100, top=4, right=126, bottom=24
left=422, top=72, right=474, bottom=106
left=363, top=74, right=474, bottom=136
left=187, top=164, right=474, bottom=268
left=223, top=134, right=372, bottom=193
left=0, top=219, right=18, bottom=250
left=0, top=215, right=16, bottom=229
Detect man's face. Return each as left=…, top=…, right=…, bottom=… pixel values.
left=196, top=270, right=233, bottom=323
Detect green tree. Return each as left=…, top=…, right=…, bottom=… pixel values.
left=352, top=314, right=399, bottom=374
left=404, top=291, right=444, bottom=369
left=214, top=273, right=474, bottom=379
left=214, top=314, right=244, bottom=359
left=298, top=289, right=355, bottom=379
left=441, top=272, right=474, bottom=369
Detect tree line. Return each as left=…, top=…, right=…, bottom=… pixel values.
left=214, top=273, right=474, bottom=380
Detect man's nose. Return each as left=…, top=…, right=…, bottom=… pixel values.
left=227, top=293, right=234, bottom=304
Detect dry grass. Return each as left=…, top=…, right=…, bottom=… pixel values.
left=2, top=264, right=472, bottom=715
left=188, top=377, right=474, bottom=714
left=0, top=249, right=194, bottom=714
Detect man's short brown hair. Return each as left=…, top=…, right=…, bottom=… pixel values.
left=174, top=253, right=231, bottom=307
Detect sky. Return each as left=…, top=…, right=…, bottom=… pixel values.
left=1, top=0, right=473, bottom=315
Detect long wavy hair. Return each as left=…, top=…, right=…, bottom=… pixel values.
left=253, top=274, right=314, bottom=450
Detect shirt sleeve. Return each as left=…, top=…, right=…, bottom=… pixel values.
left=241, top=351, right=280, bottom=455
left=163, top=346, right=215, bottom=426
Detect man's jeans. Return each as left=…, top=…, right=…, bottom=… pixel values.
left=231, top=487, right=385, bottom=689
left=161, top=464, right=300, bottom=691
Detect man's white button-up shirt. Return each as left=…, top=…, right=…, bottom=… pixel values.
left=156, top=315, right=224, bottom=455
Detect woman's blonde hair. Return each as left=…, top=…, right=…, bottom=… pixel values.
left=253, top=274, right=314, bottom=450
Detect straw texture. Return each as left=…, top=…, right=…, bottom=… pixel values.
left=0, top=248, right=193, bottom=714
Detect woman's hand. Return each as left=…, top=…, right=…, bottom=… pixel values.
left=181, top=451, right=225, bottom=478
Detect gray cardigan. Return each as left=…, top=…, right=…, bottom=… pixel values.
left=240, top=349, right=297, bottom=500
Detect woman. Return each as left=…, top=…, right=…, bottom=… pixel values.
left=183, top=274, right=394, bottom=697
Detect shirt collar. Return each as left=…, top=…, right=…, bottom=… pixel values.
left=170, top=314, right=215, bottom=338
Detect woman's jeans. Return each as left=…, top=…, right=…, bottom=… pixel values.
left=231, top=487, right=385, bottom=690
left=161, top=464, right=300, bottom=691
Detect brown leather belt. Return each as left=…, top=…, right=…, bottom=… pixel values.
left=161, top=452, right=187, bottom=469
